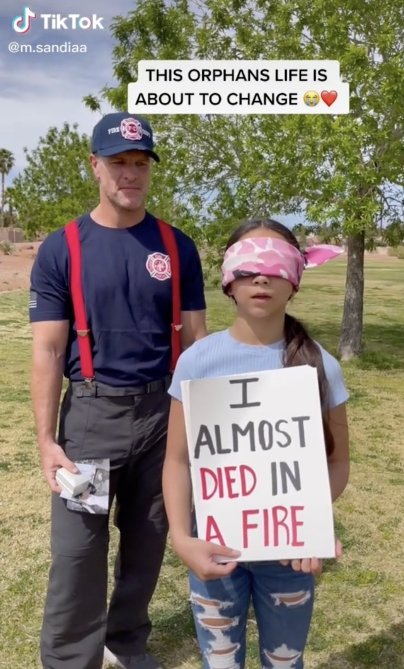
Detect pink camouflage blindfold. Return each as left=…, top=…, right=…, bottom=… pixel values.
left=221, top=237, right=343, bottom=290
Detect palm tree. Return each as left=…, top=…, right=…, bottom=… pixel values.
left=0, top=149, right=15, bottom=226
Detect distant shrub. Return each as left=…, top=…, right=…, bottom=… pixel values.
left=388, top=246, right=404, bottom=259
left=0, top=240, right=14, bottom=255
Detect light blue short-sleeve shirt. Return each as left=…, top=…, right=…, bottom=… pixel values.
left=169, top=329, right=348, bottom=408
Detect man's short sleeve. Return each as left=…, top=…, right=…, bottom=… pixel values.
left=176, top=233, right=206, bottom=312
left=29, top=232, right=72, bottom=322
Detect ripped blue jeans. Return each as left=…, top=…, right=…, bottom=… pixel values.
left=189, top=561, right=314, bottom=669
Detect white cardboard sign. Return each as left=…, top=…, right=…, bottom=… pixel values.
left=181, top=365, right=335, bottom=561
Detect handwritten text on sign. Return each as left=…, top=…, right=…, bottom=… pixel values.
left=181, top=365, right=335, bottom=561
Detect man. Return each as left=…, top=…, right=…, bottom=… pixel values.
left=30, top=112, right=207, bottom=669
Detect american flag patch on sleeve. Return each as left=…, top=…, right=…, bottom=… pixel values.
left=29, top=290, right=37, bottom=309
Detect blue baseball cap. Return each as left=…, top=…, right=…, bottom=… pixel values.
left=91, top=112, right=160, bottom=162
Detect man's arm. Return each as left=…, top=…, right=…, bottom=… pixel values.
left=180, top=309, right=207, bottom=350
left=31, top=320, right=78, bottom=491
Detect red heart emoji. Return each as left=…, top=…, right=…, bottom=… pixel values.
left=321, top=90, right=338, bottom=107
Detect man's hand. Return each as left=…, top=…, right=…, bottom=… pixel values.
left=173, top=536, right=241, bottom=581
left=40, top=442, right=78, bottom=493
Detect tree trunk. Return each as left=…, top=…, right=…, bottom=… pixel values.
left=338, top=231, right=365, bottom=360
left=0, top=173, right=4, bottom=225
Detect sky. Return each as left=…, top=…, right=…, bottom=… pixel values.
left=0, top=1, right=302, bottom=228
left=0, top=0, right=135, bottom=181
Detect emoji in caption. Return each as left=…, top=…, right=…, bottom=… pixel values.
left=303, top=91, right=320, bottom=107
left=321, top=90, right=338, bottom=106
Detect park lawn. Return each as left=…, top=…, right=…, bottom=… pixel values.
left=0, top=256, right=403, bottom=669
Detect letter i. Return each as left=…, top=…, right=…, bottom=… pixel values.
left=271, top=462, right=278, bottom=495
left=217, top=468, right=224, bottom=498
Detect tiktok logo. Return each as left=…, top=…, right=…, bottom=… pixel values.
left=12, top=6, right=37, bottom=34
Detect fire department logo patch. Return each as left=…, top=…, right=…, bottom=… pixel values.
left=120, top=117, right=143, bottom=141
left=146, top=252, right=171, bottom=281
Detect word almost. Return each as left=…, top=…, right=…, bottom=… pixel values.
left=193, top=415, right=310, bottom=458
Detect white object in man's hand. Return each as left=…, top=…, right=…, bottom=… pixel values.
left=55, top=467, right=92, bottom=497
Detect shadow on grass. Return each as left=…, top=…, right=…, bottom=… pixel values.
left=150, top=600, right=199, bottom=668
left=313, top=620, right=404, bottom=669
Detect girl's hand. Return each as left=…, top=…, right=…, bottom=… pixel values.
left=279, top=557, right=324, bottom=575
left=279, top=538, right=343, bottom=575
left=173, top=536, right=241, bottom=581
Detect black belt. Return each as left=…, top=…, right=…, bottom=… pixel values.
left=70, top=375, right=172, bottom=398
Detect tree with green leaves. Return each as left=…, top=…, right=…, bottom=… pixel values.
left=0, top=149, right=15, bottom=226
left=87, top=0, right=404, bottom=358
left=9, top=123, right=98, bottom=238
left=1, top=187, right=18, bottom=227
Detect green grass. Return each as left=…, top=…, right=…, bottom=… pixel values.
left=1, top=256, right=404, bottom=668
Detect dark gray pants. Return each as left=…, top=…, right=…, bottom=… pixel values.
left=41, top=381, right=171, bottom=669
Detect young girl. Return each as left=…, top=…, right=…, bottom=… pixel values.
left=163, top=219, right=349, bottom=669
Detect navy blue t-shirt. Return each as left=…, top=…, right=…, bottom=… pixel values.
left=29, top=212, right=206, bottom=386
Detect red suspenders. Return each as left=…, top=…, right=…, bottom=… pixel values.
left=64, top=221, right=94, bottom=381
left=64, top=218, right=182, bottom=381
left=156, top=219, right=182, bottom=370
